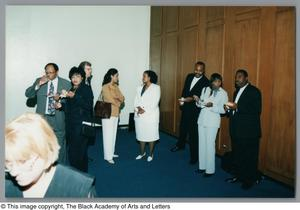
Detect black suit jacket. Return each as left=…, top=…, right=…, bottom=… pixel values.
left=229, top=83, right=262, bottom=139
left=181, top=73, right=209, bottom=115
left=64, top=83, right=94, bottom=125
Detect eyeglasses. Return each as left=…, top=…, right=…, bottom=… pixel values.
left=5, top=156, right=39, bottom=173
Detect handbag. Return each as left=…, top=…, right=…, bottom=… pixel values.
left=26, top=96, right=37, bottom=107
left=94, top=92, right=112, bottom=119
left=81, top=122, right=97, bottom=138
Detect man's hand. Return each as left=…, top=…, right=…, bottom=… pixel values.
left=193, top=95, right=200, bottom=102
left=224, top=104, right=229, bottom=112
left=178, top=98, right=184, bottom=106
left=184, top=97, right=194, bottom=103
left=225, top=102, right=237, bottom=110
left=38, top=75, right=48, bottom=86
left=54, top=94, right=60, bottom=102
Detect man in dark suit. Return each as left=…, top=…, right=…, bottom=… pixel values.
left=78, top=61, right=93, bottom=87
left=78, top=61, right=95, bottom=162
left=224, top=69, right=262, bottom=190
left=25, top=63, right=71, bottom=164
left=171, top=61, right=209, bottom=164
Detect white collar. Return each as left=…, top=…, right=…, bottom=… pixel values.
left=239, top=83, right=249, bottom=91
left=194, top=75, right=202, bottom=80
left=214, top=87, right=222, bottom=92
left=49, top=77, right=58, bottom=84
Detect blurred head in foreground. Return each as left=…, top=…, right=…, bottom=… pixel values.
left=5, top=112, right=60, bottom=187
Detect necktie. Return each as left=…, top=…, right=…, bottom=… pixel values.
left=47, top=82, right=55, bottom=115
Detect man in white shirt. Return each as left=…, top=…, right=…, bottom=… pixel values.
left=170, top=61, right=209, bottom=165
left=224, top=69, right=262, bottom=190
left=25, top=63, right=71, bottom=164
left=190, top=75, right=202, bottom=91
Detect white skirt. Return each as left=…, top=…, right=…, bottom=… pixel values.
left=135, top=120, right=159, bottom=142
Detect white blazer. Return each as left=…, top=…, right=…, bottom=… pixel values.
left=134, top=84, right=161, bottom=123
left=197, top=86, right=228, bottom=128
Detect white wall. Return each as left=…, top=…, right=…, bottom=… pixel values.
left=6, top=6, right=150, bottom=124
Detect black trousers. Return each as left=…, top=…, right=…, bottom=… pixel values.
left=176, top=110, right=199, bottom=162
left=66, top=123, right=89, bottom=172
left=231, top=136, right=260, bottom=184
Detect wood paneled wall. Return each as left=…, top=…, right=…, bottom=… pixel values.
left=150, top=6, right=296, bottom=186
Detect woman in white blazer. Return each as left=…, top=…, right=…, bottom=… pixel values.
left=194, top=73, right=228, bottom=176
left=134, top=70, right=161, bottom=162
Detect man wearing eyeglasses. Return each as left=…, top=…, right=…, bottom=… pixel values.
left=25, top=63, right=71, bottom=164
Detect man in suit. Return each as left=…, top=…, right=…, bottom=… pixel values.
left=171, top=61, right=209, bottom=164
left=25, top=63, right=71, bottom=164
left=78, top=61, right=95, bottom=162
left=224, top=69, right=262, bottom=190
left=78, top=61, right=93, bottom=87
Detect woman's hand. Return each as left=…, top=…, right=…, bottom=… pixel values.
left=137, top=106, right=145, bottom=114
left=205, top=102, right=213, bottom=107
left=60, top=89, right=68, bottom=98
left=67, top=91, right=75, bottom=98
left=114, top=97, right=123, bottom=102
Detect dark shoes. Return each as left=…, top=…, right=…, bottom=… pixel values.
left=170, top=146, right=184, bottom=152
left=241, top=178, right=261, bottom=190
left=195, top=169, right=214, bottom=177
left=241, top=182, right=254, bottom=190
left=203, top=173, right=214, bottom=177
left=225, top=176, right=255, bottom=190
left=195, top=169, right=205, bottom=174
left=225, top=177, right=239, bottom=183
left=189, top=159, right=197, bottom=165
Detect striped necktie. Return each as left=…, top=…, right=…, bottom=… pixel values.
left=47, top=81, right=55, bottom=115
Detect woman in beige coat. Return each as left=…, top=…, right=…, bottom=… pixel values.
left=100, top=68, right=125, bottom=164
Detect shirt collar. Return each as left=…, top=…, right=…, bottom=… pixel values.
left=49, top=76, right=58, bottom=85
left=50, top=76, right=58, bottom=82
left=239, top=83, right=249, bottom=91
left=194, top=75, right=202, bottom=80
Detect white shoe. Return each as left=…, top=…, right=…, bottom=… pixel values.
left=113, top=154, right=119, bottom=158
left=135, top=153, right=146, bottom=160
left=147, top=156, right=153, bottom=162
left=107, top=159, right=115, bottom=164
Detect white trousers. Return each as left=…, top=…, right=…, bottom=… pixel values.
left=198, top=125, right=219, bottom=174
left=102, top=117, right=118, bottom=160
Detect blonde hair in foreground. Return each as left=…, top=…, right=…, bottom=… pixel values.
left=5, top=112, right=60, bottom=168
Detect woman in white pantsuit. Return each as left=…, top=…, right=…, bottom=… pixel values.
left=134, top=70, right=161, bottom=162
left=194, top=73, right=228, bottom=177
left=100, top=68, right=125, bottom=165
